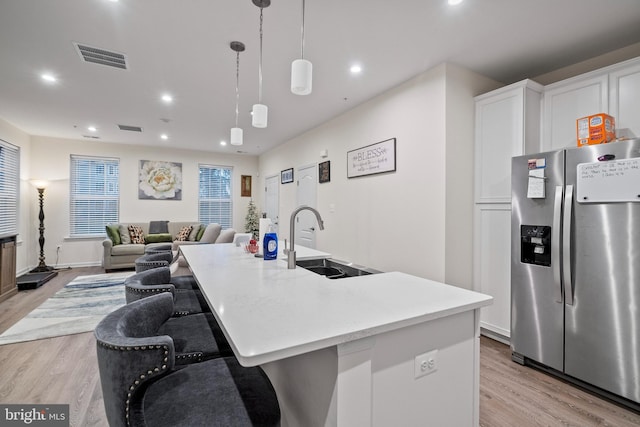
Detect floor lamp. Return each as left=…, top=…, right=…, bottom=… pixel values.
left=17, top=180, right=58, bottom=290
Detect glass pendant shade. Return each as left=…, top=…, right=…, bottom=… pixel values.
left=291, top=58, right=312, bottom=95
left=230, top=127, right=243, bottom=146
left=252, top=103, right=268, bottom=128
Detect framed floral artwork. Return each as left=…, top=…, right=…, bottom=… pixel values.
left=139, top=160, right=183, bottom=200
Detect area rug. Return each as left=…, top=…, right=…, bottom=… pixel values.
left=0, top=272, right=133, bottom=346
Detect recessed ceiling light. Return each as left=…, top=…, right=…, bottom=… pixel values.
left=160, top=134, right=169, bottom=140
left=220, top=140, right=227, bottom=146
left=350, top=65, right=362, bottom=74
left=161, top=94, right=173, bottom=103
left=41, top=73, right=57, bottom=83
left=87, top=126, right=97, bottom=132
left=448, top=0, right=463, bottom=5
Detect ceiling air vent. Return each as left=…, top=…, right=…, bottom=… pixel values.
left=74, top=42, right=128, bottom=70
left=118, top=124, right=143, bottom=132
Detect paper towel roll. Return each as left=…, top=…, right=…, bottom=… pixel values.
left=258, top=218, right=272, bottom=254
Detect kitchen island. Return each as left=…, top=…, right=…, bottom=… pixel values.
left=180, top=243, right=492, bottom=426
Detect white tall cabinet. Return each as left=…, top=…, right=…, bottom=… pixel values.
left=473, top=56, right=640, bottom=342
left=473, top=80, right=543, bottom=341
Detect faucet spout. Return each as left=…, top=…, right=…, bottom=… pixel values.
left=287, top=205, right=325, bottom=269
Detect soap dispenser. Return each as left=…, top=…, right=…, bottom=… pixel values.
left=263, top=226, right=278, bottom=260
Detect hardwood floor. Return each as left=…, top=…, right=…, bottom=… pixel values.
left=0, top=267, right=638, bottom=426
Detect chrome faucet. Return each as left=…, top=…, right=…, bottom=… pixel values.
left=286, top=205, right=325, bottom=269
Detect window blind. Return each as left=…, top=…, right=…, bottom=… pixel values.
left=199, top=165, right=233, bottom=229
left=0, top=140, right=19, bottom=238
left=70, top=155, right=119, bottom=236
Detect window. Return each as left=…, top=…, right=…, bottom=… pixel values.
left=0, top=139, right=19, bottom=238
left=199, top=165, right=232, bottom=228
left=70, top=155, right=119, bottom=236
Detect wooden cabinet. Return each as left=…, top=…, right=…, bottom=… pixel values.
left=0, top=235, right=17, bottom=302
left=473, top=80, right=542, bottom=341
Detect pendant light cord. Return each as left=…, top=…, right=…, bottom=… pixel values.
left=300, top=0, right=306, bottom=59
left=258, top=7, right=264, bottom=103
left=235, top=50, right=240, bottom=128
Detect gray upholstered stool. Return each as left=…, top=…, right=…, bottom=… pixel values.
left=124, top=267, right=207, bottom=316
left=135, top=252, right=199, bottom=291
left=95, top=293, right=280, bottom=427
left=135, top=251, right=173, bottom=273
left=144, top=242, right=173, bottom=254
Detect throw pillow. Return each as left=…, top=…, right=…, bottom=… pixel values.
left=145, top=233, right=173, bottom=243
left=215, top=228, right=236, bottom=243
left=119, top=224, right=131, bottom=244
left=105, top=224, right=121, bottom=245
left=188, top=223, right=203, bottom=241
left=149, top=220, right=169, bottom=234
left=175, top=225, right=193, bottom=241
left=199, top=223, right=222, bottom=243
left=195, top=224, right=206, bottom=241
left=129, top=225, right=145, bottom=244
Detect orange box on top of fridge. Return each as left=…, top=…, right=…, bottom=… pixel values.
left=576, top=113, right=615, bottom=146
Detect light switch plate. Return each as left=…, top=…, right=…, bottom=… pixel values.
left=414, top=349, right=438, bottom=379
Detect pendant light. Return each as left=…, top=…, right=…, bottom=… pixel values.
left=252, top=0, right=270, bottom=128
left=230, top=41, right=245, bottom=146
left=291, top=0, right=312, bottom=95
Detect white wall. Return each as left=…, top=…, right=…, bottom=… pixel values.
left=259, top=63, right=499, bottom=287
left=28, top=136, right=258, bottom=268
left=0, top=118, right=33, bottom=275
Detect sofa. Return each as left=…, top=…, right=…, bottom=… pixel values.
left=102, top=221, right=235, bottom=271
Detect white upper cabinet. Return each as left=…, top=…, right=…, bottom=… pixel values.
left=474, top=80, right=543, bottom=203
left=542, top=74, right=608, bottom=152
left=542, top=56, right=640, bottom=151
left=609, top=60, right=640, bottom=140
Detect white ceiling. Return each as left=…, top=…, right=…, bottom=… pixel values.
left=1, top=0, right=640, bottom=155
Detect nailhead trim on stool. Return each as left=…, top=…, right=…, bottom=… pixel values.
left=97, top=342, right=170, bottom=427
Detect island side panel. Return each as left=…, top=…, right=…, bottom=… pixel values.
left=262, top=309, right=478, bottom=426
left=371, top=310, right=477, bottom=426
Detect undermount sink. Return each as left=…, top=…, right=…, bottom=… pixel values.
left=296, top=258, right=381, bottom=279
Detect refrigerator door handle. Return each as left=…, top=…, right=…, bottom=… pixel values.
left=563, top=184, right=574, bottom=306
left=552, top=185, right=563, bottom=303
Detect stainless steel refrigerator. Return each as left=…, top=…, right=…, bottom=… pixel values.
left=511, top=138, right=640, bottom=409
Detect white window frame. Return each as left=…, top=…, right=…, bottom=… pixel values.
left=0, top=139, right=20, bottom=238
left=69, top=155, right=120, bottom=237
left=198, top=164, right=233, bottom=229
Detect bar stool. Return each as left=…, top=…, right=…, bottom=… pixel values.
left=95, top=293, right=280, bottom=427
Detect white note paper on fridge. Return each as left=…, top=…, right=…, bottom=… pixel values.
left=527, top=169, right=545, bottom=199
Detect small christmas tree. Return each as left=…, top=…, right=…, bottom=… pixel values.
left=245, top=200, right=259, bottom=239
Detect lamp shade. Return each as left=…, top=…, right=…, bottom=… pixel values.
left=30, top=180, right=49, bottom=190
left=252, top=103, right=268, bottom=128
left=291, top=59, right=312, bottom=95
left=230, top=127, right=243, bottom=146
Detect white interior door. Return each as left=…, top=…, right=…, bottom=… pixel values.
left=296, top=164, right=317, bottom=248
left=264, top=174, right=279, bottom=234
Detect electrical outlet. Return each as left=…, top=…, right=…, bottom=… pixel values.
left=56, top=245, right=62, bottom=251
left=414, top=349, right=438, bottom=379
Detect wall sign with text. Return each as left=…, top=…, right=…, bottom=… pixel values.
left=347, top=138, right=396, bottom=178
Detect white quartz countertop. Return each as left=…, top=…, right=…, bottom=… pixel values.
left=180, top=244, right=493, bottom=366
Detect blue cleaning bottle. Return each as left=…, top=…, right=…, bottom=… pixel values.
left=263, top=229, right=278, bottom=260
